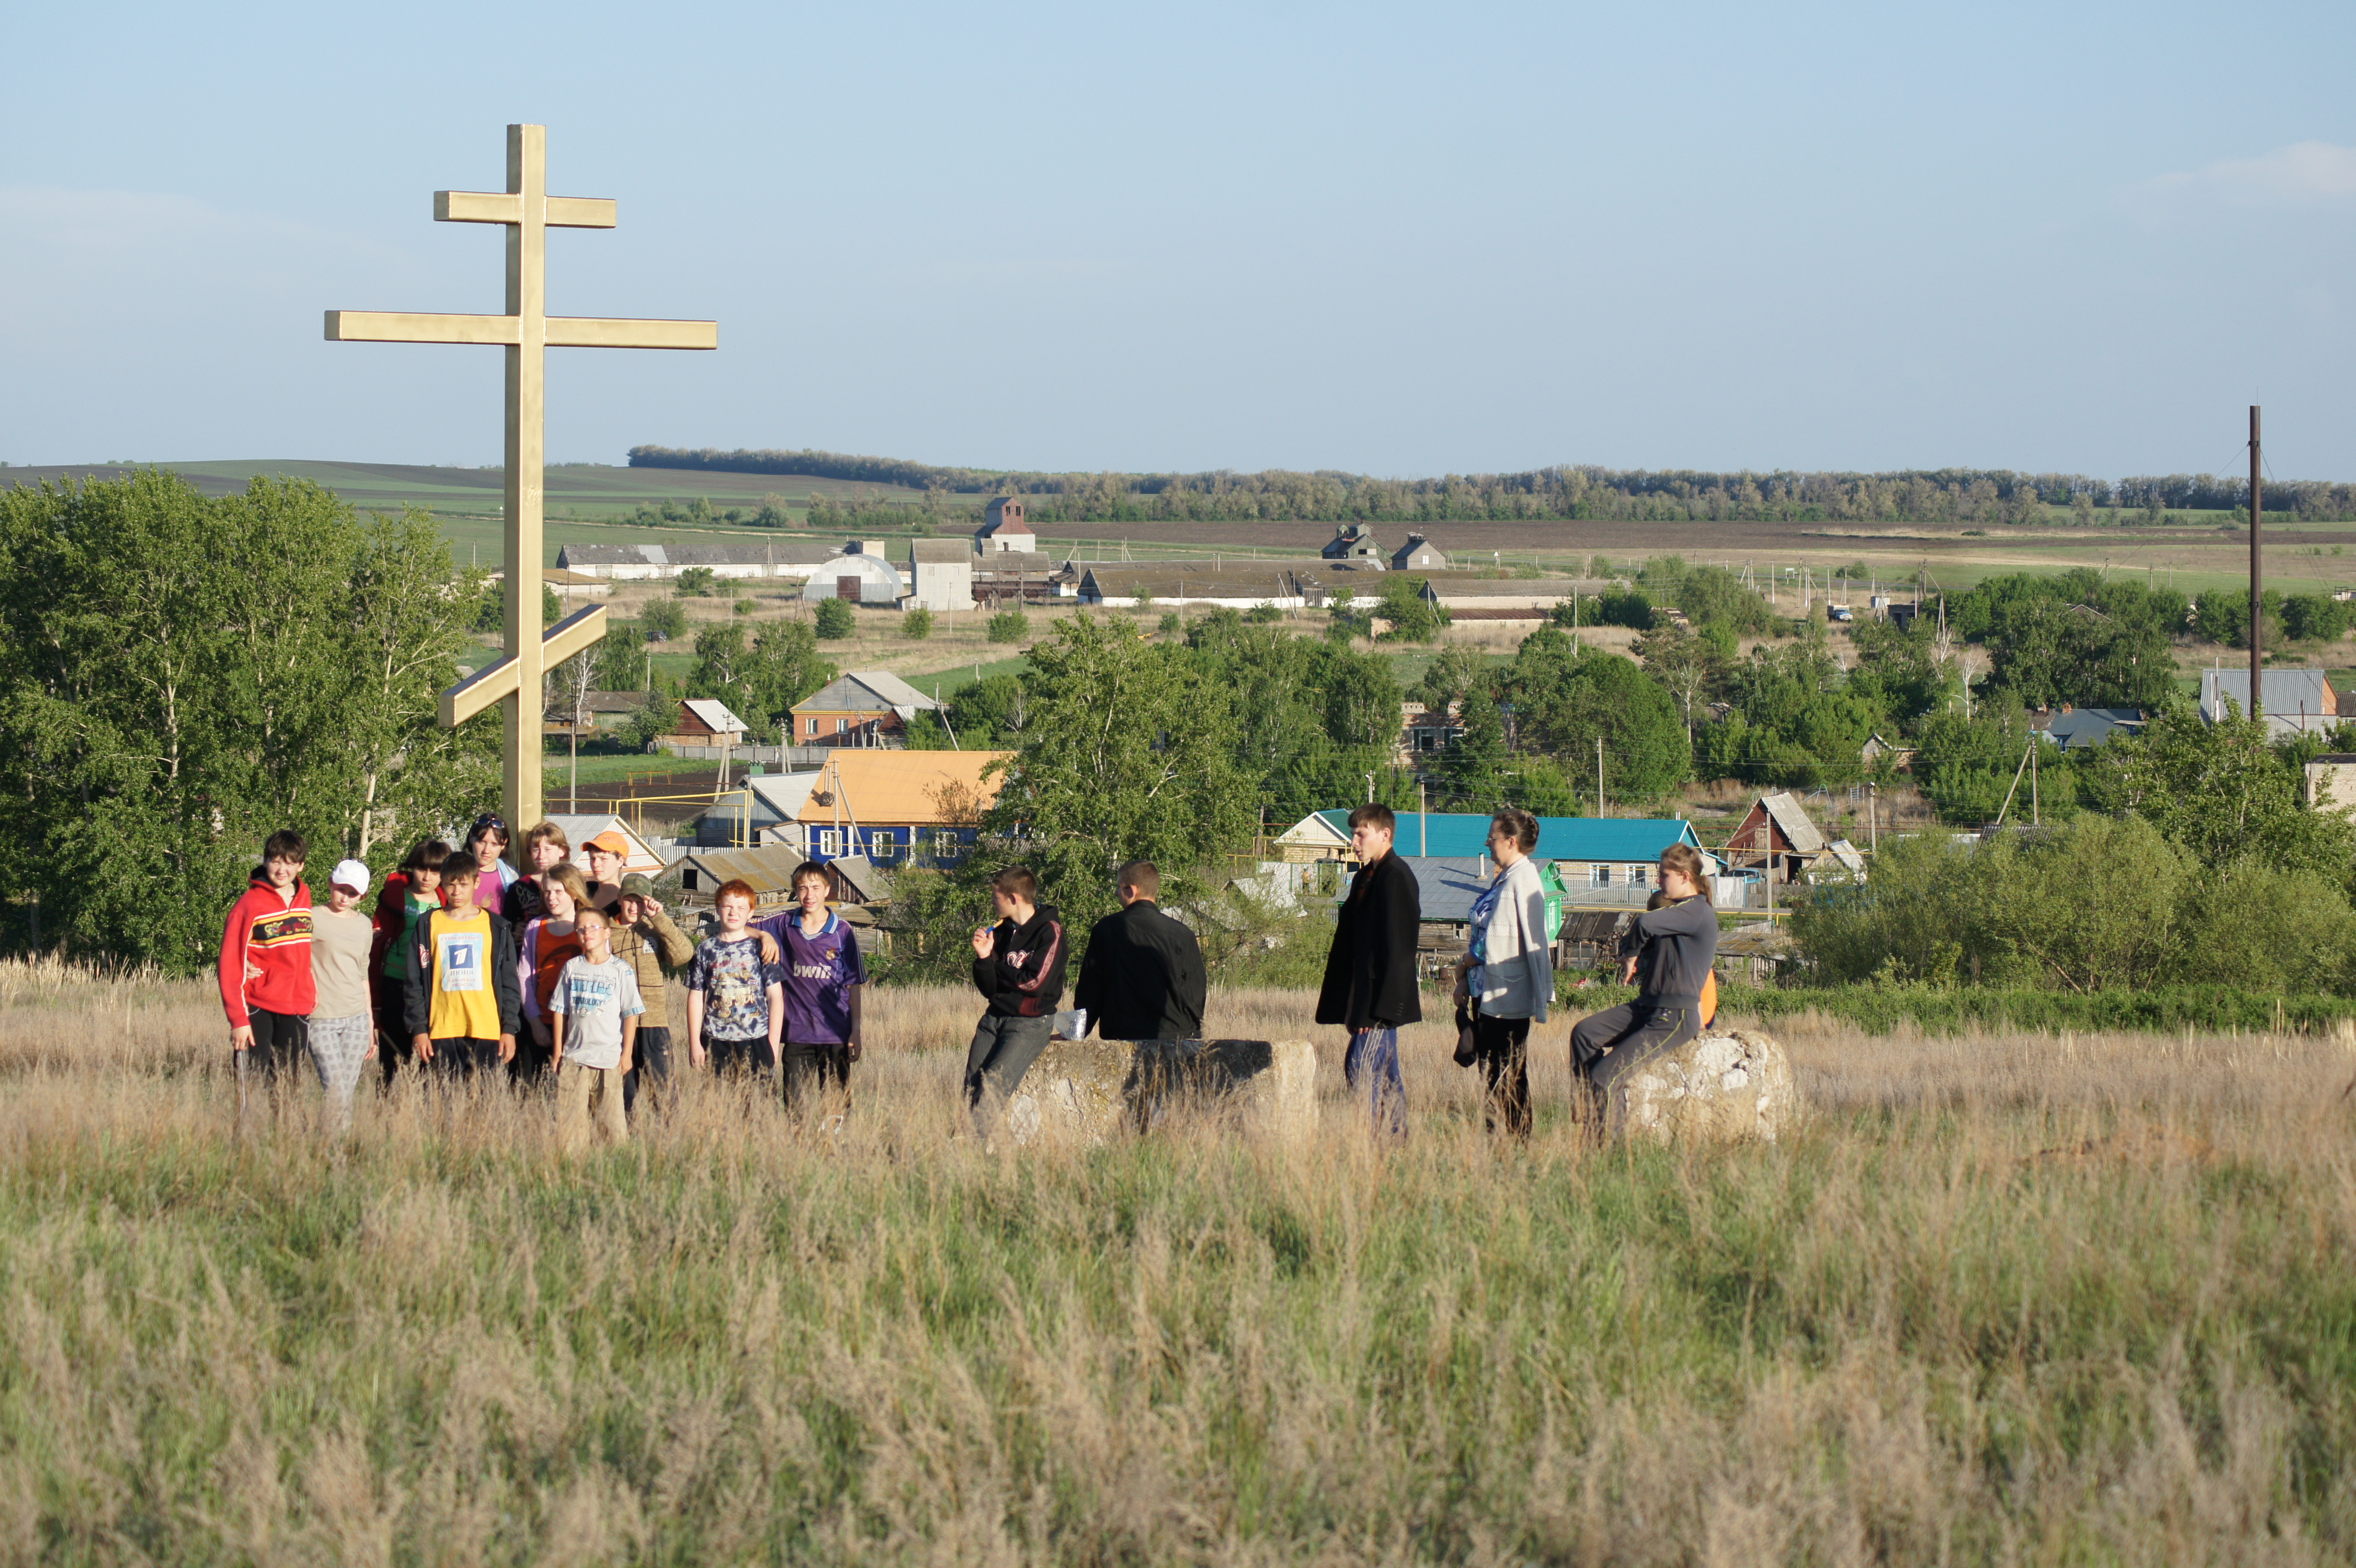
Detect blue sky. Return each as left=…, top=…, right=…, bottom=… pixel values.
left=4, top=1, right=2353, bottom=479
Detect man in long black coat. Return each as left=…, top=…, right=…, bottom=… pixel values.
left=1316, top=803, right=1422, bottom=1135
left=1074, top=860, right=1207, bottom=1042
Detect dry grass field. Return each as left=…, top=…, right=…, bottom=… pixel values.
left=2, top=957, right=2352, bottom=1564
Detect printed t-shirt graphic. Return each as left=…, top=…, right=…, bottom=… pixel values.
left=688, top=935, right=774, bottom=1041
left=772, top=911, right=867, bottom=1045
left=428, top=910, right=503, bottom=1040
left=551, top=956, right=645, bottom=1071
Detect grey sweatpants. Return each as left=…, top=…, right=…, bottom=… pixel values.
left=308, top=1012, right=371, bottom=1133
left=1568, top=1001, right=1701, bottom=1137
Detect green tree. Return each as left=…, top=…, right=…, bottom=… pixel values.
left=640, top=599, right=688, bottom=641
left=1505, top=629, right=1691, bottom=803
left=901, top=607, right=934, bottom=640
left=1438, top=684, right=1510, bottom=809
left=1373, top=576, right=1445, bottom=642
left=2086, top=705, right=2356, bottom=885
left=814, top=597, right=856, bottom=639
left=986, top=615, right=1253, bottom=935
left=1630, top=619, right=1724, bottom=738
left=592, top=622, right=649, bottom=691
left=0, top=473, right=493, bottom=968
left=987, top=610, right=1030, bottom=645
left=676, top=566, right=717, bottom=597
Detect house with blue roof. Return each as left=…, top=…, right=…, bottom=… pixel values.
left=1276, top=810, right=1711, bottom=900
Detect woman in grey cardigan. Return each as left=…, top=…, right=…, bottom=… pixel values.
left=1456, top=807, right=1552, bottom=1138
left=1569, top=841, right=1719, bottom=1137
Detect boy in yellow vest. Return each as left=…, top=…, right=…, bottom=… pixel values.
left=402, top=859, right=522, bottom=1082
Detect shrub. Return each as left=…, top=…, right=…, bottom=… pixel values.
left=987, top=610, right=1030, bottom=645
left=732, top=598, right=757, bottom=617
left=676, top=566, right=717, bottom=597
left=814, top=598, right=856, bottom=639
left=639, top=600, right=688, bottom=641
left=1245, top=604, right=1282, bottom=623
left=902, top=608, right=934, bottom=640
left=1158, top=613, right=1181, bottom=636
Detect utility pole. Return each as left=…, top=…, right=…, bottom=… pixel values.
left=2251, top=404, right=2265, bottom=721
left=1595, top=735, right=1605, bottom=819
left=1419, top=781, right=1427, bottom=855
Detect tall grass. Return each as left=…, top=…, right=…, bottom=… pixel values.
left=1, top=958, right=2352, bottom=1563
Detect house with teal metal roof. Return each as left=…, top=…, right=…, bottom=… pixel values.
left=1290, top=810, right=1711, bottom=901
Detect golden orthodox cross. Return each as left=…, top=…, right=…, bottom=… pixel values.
left=326, top=123, right=716, bottom=841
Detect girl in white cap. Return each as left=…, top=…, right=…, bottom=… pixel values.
left=310, top=859, right=380, bottom=1133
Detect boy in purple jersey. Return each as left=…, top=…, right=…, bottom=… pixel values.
left=751, top=863, right=867, bottom=1119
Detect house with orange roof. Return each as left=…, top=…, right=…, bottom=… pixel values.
left=786, top=749, right=1014, bottom=866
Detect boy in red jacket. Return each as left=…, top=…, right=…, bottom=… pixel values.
left=218, top=829, right=316, bottom=1126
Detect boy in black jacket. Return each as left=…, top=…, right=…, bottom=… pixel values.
left=965, top=865, right=1066, bottom=1135
left=1316, top=803, right=1422, bottom=1136
left=1074, top=860, right=1206, bottom=1042
left=402, top=860, right=523, bottom=1083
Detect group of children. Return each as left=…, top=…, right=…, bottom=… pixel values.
left=217, top=816, right=873, bottom=1148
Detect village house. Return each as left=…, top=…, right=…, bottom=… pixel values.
left=907, top=537, right=975, bottom=613
left=1397, top=699, right=1461, bottom=760
left=1391, top=532, right=1447, bottom=572
left=2200, top=668, right=2340, bottom=737
left=2306, top=754, right=2356, bottom=819
left=1321, top=524, right=1386, bottom=569
left=974, top=497, right=1036, bottom=553
left=788, top=670, right=943, bottom=747
left=556, top=540, right=842, bottom=581
left=2030, top=705, right=2146, bottom=751
left=541, top=814, right=667, bottom=874
left=659, top=697, right=750, bottom=751
left=785, top=749, right=1012, bottom=865
left=1275, top=809, right=1713, bottom=902
left=1725, top=791, right=1827, bottom=883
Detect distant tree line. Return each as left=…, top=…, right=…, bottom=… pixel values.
left=629, top=445, right=2356, bottom=524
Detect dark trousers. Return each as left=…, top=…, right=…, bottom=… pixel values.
left=237, top=1008, right=307, bottom=1124
left=429, top=1036, right=503, bottom=1083
left=780, top=1039, right=852, bottom=1116
left=964, top=1014, right=1052, bottom=1133
left=624, top=1025, right=671, bottom=1115
left=1569, top=1002, right=1701, bottom=1135
left=708, top=1034, right=775, bottom=1084
left=371, top=979, right=413, bottom=1089
left=1472, top=1012, right=1533, bottom=1139
left=509, top=1024, right=554, bottom=1087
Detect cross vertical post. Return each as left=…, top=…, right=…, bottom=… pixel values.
left=504, top=124, right=549, bottom=842
left=326, top=123, right=716, bottom=853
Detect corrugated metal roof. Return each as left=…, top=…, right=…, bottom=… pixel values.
left=541, top=815, right=666, bottom=873
left=796, top=750, right=1013, bottom=825
left=793, top=671, right=942, bottom=714
left=2202, top=668, right=2334, bottom=721
left=1755, top=792, right=1827, bottom=854
left=1313, top=811, right=1704, bottom=861
left=679, top=698, right=749, bottom=734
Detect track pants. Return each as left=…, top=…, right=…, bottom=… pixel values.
left=1569, top=1001, right=1702, bottom=1136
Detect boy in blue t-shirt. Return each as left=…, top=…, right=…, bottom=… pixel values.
left=684, top=880, right=783, bottom=1082
left=751, top=862, right=868, bottom=1118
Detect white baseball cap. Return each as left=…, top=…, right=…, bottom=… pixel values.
left=329, top=859, right=371, bottom=895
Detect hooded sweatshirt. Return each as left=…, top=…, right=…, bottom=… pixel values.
left=218, top=876, right=316, bottom=1027
left=971, top=903, right=1067, bottom=1019
left=1615, top=894, right=1718, bottom=1009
